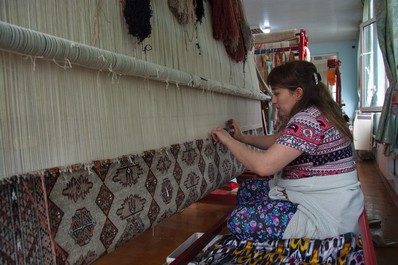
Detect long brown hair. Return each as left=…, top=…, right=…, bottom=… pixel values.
left=267, top=60, right=352, bottom=141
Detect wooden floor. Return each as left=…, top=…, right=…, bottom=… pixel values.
left=357, top=160, right=398, bottom=264
left=93, top=159, right=398, bottom=265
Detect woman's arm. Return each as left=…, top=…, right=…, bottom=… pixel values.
left=228, top=119, right=280, bottom=150
left=238, top=133, right=280, bottom=150
left=212, top=128, right=302, bottom=176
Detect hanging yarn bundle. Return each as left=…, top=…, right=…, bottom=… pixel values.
left=195, top=0, right=206, bottom=24
left=210, top=0, right=239, bottom=45
left=209, top=0, right=251, bottom=62
left=237, top=0, right=253, bottom=54
left=121, top=0, right=153, bottom=43
left=168, top=0, right=197, bottom=25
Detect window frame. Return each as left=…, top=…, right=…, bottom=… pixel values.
left=359, top=18, right=388, bottom=112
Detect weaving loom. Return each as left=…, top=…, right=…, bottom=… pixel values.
left=0, top=1, right=267, bottom=264
left=0, top=1, right=375, bottom=265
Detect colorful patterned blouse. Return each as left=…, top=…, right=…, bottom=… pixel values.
left=275, top=106, right=356, bottom=179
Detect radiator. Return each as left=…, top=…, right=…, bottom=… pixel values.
left=353, top=113, right=373, bottom=151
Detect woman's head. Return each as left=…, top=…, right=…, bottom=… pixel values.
left=267, top=60, right=352, bottom=141
left=267, top=60, right=324, bottom=118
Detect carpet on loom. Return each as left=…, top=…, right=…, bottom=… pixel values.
left=0, top=129, right=262, bottom=265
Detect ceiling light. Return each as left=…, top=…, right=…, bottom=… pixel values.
left=260, top=25, right=271, bottom=34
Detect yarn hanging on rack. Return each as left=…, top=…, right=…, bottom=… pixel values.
left=274, top=52, right=281, bottom=67
left=195, top=0, right=205, bottom=24
left=209, top=0, right=247, bottom=62
left=211, top=0, right=240, bottom=46
left=121, top=0, right=153, bottom=43
left=225, top=34, right=245, bottom=62
left=237, top=0, right=253, bottom=55
left=168, top=0, right=196, bottom=25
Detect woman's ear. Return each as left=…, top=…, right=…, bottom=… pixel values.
left=295, top=87, right=304, bottom=100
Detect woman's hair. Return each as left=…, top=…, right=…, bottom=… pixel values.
left=267, top=60, right=352, bottom=141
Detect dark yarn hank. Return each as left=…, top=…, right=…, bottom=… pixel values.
left=122, top=0, right=153, bottom=43
left=195, top=23, right=202, bottom=55
left=195, top=0, right=205, bottom=24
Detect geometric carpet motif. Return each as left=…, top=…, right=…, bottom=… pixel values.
left=0, top=129, right=262, bottom=265
left=0, top=175, right=55, bottom=265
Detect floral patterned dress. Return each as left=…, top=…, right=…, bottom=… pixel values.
left=227, top=106, right=356, bottom=242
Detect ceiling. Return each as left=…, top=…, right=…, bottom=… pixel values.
left=243, top=0, right=364, bottom=44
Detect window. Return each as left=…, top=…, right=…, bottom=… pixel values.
left=360, top=18, right=389, bottom=112
left=312, top=54, right=338, bottom=102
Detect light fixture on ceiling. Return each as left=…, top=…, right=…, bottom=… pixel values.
left=250, top=24, right=271, bottom=34
left=260, top=25, right=271, bottom=34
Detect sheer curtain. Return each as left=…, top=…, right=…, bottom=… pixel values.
left=374, top=0, right=398, bottom=155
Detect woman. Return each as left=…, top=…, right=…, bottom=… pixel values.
left=211, top=60, right=364, bottom=242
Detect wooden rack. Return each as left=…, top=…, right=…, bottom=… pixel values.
left=254, top=29, right=309, bottom=60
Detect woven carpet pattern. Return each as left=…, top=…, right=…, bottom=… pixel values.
left=0, top=129, right=262, bottom=265
left=0, top=176, right=55, bottom=265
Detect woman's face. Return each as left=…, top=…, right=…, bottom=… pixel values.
left=271, top=87, right=301, bottom=118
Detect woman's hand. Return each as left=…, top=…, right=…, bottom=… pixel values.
left=211, top=128, right=233, bottom=146
left=227, top=119, right=243, bottom=141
